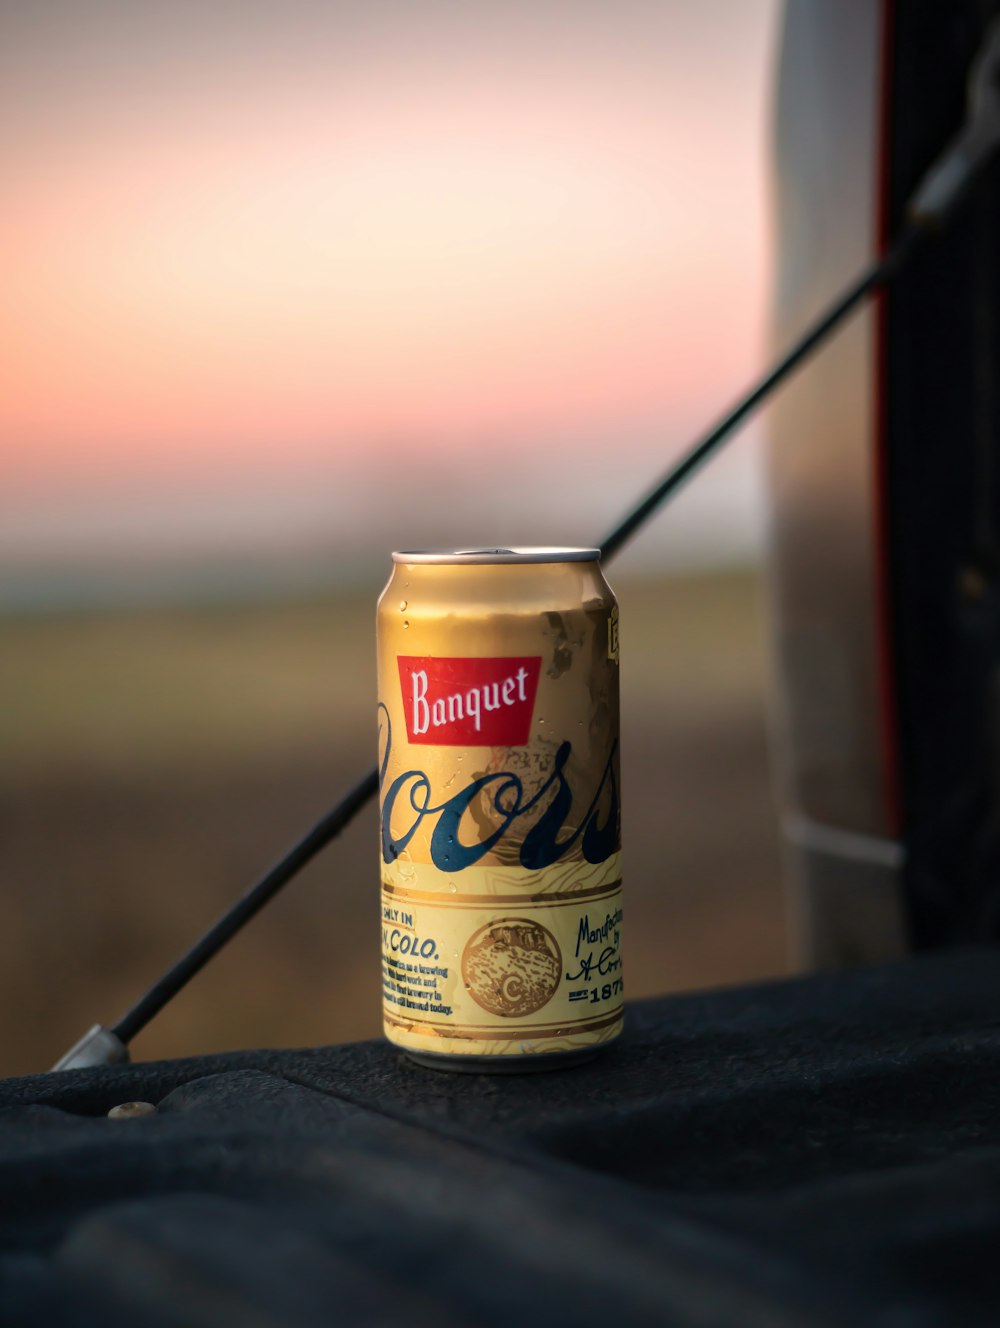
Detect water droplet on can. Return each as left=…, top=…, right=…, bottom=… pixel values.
left=399, top=600, right=407, bottom=611
left=402, top=620, right=409, bottom=630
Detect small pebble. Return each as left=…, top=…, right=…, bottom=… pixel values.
left=107, top=1101, right=157, bottom=1121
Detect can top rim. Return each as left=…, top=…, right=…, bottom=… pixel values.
left=391, top=547, right=601, bottom=565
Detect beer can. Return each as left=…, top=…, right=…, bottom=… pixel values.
left=377, top=547, right=622, bottom=1071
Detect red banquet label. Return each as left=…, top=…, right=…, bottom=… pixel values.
left=397, top=656, right=542, bottom=746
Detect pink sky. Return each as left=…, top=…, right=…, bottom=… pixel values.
left=1, top=1, right=777, bottom=576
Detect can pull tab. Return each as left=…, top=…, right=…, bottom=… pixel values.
left=909, top=18, right=1000, bottom=225
left=456, top=548, right=516, bottom=556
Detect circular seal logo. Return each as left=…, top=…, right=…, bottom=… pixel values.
left=462, top=917, right=562, bottom=1018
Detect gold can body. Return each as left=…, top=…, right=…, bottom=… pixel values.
left=376, top=547, right=622, bottom=1070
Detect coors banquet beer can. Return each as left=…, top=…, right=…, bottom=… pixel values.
left=377, top=547, right=622, bottom=1071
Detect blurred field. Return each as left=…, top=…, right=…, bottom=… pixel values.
left=0, top=569, right=789, bottom=1077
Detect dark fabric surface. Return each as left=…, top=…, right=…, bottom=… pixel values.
left=2, top=949, right=1000, bottom=1326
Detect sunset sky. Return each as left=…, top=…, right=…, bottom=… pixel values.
left=1, top=0, right=779, bottom=600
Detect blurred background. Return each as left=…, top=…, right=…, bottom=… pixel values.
left=1, top=0, right=788, bottom=1077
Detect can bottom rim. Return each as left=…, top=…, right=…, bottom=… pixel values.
left=398, top=1045, right=607, bottom=1075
